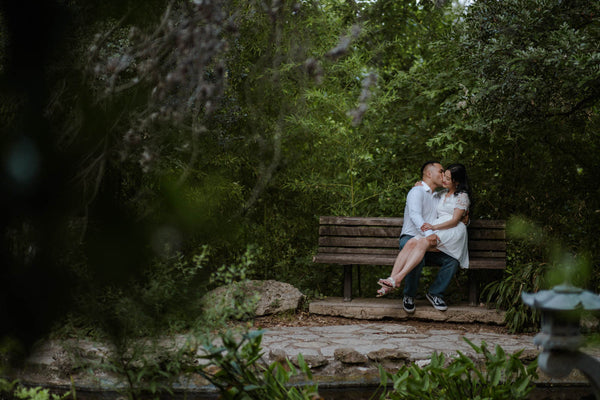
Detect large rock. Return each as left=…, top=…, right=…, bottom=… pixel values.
left=206, top=280, right=305, bottom=317
left=334, top=348, right=368, bottom=364
left=367, top=348, right=409, bottom=362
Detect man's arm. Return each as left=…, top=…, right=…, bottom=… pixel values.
left=406, top=188, right=434, bottom=236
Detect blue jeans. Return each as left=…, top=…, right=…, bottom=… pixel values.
left=399, top=234, right=459, bottom=299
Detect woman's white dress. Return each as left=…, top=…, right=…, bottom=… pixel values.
left=432, top=191, right=470, bottom=268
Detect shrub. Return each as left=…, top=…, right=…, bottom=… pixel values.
left=377, top=338, right=538, bottom=400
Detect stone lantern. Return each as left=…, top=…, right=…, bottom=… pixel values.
left=522, top=284, right=600, bottom=399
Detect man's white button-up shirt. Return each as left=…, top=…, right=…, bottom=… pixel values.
left=400, top=183, right=438, bottom=238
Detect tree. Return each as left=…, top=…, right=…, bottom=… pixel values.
left=401, top=0, right=600, bottom=299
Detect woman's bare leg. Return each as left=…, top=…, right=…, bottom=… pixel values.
left=378, top=239, right=419, bottom=290
left=389, top=239, right=418, bottom=278
left=390, top=237, right=437, bottom=286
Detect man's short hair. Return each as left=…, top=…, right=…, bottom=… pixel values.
left=421, top=161, right=440, bottom=177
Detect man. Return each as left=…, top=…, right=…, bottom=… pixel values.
left=400, top=161, right=459, bottom=313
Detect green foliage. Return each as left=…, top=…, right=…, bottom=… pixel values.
left=77, top=247, right=211, bottom=340
left=0, top=379, right=72, bottom=400
left=378, top=339, right=538, bottom=400
left=65, top=250, right=209, bottom=399
left=97, top=338, right=196, bottom=400
left=196, top=330, right=319, bottom=400
left=485, top=216, right=595, bottom=332
left=507, top=216, right=592, bottom=288
left=66, top=246, right=265, bottom=400
left=482, top=261, right=543, bottom=333
left=65, top=244, right=314, bottom=399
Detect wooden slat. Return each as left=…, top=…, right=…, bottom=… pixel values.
left=319, top=225, right=402, bottom=237
left=315, top=248, right=507, bottom=260
left=319, top=226, right=506, bottom=240
left=320, top=216, right=404, bottom=226
left=469, top=258, right=506, bottom=269
left=468, top=230, right=506, bottom=240
left=320, top=216, right=505, bottom=229
left=319, top=236, right=399, bottom=249
left=468, top=241, right=506, bottom=251
left=313, top=253, right=397, bottom=266
left=314, top=254, right=506, bottom=269
left=319, top=237, right=506, bottom=251
left=317, top=247, right=399, bottom=256
left=469, top=250, right=506, bottom=259
left=317, top=248, right=505, bottom=259
left=319, top=219, right=505, bottom=237
left=469, top=220, right=506, bottom=228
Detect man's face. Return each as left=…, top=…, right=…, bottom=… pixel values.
left=429, top=163, right=444, bottom=187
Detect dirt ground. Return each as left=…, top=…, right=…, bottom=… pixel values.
left=249, top=310, right=519, bottom=335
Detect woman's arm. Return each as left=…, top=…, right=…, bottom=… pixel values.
left=432, top=207, right=466, bottom=231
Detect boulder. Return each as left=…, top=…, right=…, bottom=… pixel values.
left=269, top=349, right=288, bottom=364
left=249, top=280, right=305, bottom=316
left=367, top=348, right=409, bottom=362
left=292, top=354, right=329, bottom=369
left=205, top=280, right=305, bottom=317
left=334, top=348, right=368, bottom=365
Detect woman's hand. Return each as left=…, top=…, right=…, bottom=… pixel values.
left=414, top=180, right=424, bottom=187
left=421, top=223, right=434, bottom=231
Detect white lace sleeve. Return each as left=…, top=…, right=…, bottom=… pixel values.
left=455, top=192, right=470, bottom=211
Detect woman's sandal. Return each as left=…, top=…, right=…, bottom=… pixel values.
left=376, top=285, right=394, bottom=297
left=378, top=277, right=396, bottom=289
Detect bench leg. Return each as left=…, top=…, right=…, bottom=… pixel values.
left=468, top=271, right=478, bottom=306
left=343, top=265, right=352, bottom=302
left=357, top=265, right=361, bottom=297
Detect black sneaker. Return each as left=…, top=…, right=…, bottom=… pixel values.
left=403, top=296, right=415, bottom=313
left=426, top=293, right=448, bottom=311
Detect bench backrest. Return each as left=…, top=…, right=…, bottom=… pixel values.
left=313, top=216, right=506, bottom=270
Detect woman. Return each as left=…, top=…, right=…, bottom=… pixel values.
left=376, top=163, right=471, bottom=297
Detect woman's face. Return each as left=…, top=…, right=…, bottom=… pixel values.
left=442, top=170, right=456, bottom=190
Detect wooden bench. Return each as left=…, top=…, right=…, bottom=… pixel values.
left=313, top=216, right=506, bottom=304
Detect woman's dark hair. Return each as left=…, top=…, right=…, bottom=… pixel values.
left=445, top=163, right=472, bottom=205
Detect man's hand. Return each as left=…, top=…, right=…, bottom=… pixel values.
left=421, top=223, right=434, bottom=232
left=426, top=234, right=439, bottom=247
left=461, top=211, right=470, bottom=226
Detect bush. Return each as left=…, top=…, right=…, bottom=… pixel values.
left=196, top=330, right=320, bottom=400
left=377, top=338, right=538, bottom=400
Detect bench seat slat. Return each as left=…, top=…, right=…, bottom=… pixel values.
left=468, top=241, right=506, bottom=251
left=313, top=253, right=397, bottom=266
left=468, top=230, right=506, bottom=240
left=319, top=226, right=505, bottom=240
left=319, top=226, right=403, bottom=237
left=469, top=250, right=506, bottom=258
left=318, top=239, right=506, bottom=251
left=318, top=236, right=399, bottom=248
left=313, top=254, right=506, bottom=269
left=320, top=216, right=505, bottom=229
left=320, top=216, right=404, bottom=226
left=469, top=220, right=506, bottom=228
left=317, top=247, right=400, bottom=255
left=317, top=248, right=506, bottom=259
left=469, top=258, right=506, bottom=269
